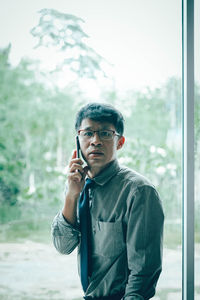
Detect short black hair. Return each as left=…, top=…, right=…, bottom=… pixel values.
left=75, top=102, right=124, bottom=136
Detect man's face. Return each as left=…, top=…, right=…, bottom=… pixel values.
left=78, top=118, right=125, bottom=173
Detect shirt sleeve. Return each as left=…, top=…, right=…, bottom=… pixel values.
left=51, top=211, right=80, bottom=255
left=124, top=185, right=164, bottom=300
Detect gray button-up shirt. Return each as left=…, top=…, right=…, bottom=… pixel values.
left=51, top=160, right=164, bottom=299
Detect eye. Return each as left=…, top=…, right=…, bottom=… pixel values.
left=84, top=131, right=94, bottom=137
left=100, top=130, right=112, bottom=137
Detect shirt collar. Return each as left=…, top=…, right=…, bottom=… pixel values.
left=92, top=159, right=120, bottom=186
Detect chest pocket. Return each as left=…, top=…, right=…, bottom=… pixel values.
left=93, top=220, right=126, bottom=258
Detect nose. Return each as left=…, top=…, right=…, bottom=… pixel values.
left=90, top=132, right=103, bottom=146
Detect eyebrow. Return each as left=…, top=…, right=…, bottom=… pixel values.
left=81, top=126, right=113, bottom=131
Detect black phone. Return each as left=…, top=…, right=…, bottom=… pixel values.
left=76, top=136, right=80, bottom=158
left=76, top=135, right=88, bottom=171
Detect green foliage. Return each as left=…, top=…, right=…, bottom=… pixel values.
left=0, top=45, right=27, bottom=205
left=118, top=138, right=181, bottom=220
left=0, top=8, right=109, bottom=228
left=102, top=78, right=183, bottom=222
left=0, top=44, right=79, bottom=214
left=125, top=90, right=170, bottom=145
left=31, top=8, right=106, bottom=78
left=0, top=36, right=199, bottom=247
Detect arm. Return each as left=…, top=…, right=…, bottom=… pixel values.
left=51, top=211, right=80, bottom=254
left=62, top=150, right=86, bottom=226
left=124, top=186, right=164, bottom=300
left=52, top=149, right=88, bottom=254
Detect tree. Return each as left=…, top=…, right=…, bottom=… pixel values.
left=31, top=8, right=106, bottom=79
left=0, top=45, right=28, bottom=207
left=0, top=45, right=78, bottom=217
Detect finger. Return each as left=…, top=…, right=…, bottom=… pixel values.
left=69, top=158, right=84, bottom=168
left=81, top=166, right=89, bottom=180
left=83, top=165, right=89, bottom=174
left=67, top=150, right=77, bottom=166
left=68, top=172, right=82, bottom=182
left=71, top=149, right=76, bottom=159
left=70, top=164, right=84, bottom=174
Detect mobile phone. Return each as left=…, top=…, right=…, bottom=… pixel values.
left=76, top=136, right=80, bottom=158
left=76, top=136, right=88, bottom=171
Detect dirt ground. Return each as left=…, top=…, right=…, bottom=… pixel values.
left=0, top=241, right=199, bottom=300
left=0, top=241, right=83, bottom=300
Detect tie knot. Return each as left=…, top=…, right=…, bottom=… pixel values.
left=85, top=178, right=95, bottom=189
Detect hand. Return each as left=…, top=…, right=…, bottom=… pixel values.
left=62, top=150, right=89, bottom=225
left=67, top=150, right=89, bottom=199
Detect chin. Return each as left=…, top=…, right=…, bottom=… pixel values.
left=89, top=160, right=104, bottom=167
left=88, top=159, right=105, bottom=167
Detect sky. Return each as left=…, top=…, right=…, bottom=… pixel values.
left=0, top=0, right=198, bottom=93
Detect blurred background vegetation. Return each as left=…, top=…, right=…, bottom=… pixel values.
left=0, top=8, right=200, bottom=249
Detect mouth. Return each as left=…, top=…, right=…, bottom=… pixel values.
left=89, top=151, right=104, bottom=157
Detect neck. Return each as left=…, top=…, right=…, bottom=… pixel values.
left=87, top=166, right=103, bottom=178
left=87, top=160, right=115, bottom=178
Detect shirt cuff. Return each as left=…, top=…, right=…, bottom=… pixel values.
left=52, top=211, right=80, bottom=235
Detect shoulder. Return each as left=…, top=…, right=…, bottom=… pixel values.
left=116, top=166, right=163, bottom=212
left=115, top=165, right=161, bottom=201
left=116, top=165, right=154, bottom=189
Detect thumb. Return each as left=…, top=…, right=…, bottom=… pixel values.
left=82, top=166, right=89, bottom=180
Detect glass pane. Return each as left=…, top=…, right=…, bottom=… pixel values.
left=0, top=1, right=182, bottom=299
left=195, top=0, right=200, bottom=298
left=111, top=1, right=182, bottom=299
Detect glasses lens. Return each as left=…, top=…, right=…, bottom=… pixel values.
left=99, top=130, right=113, bottom=140
left=80, top=131, right=94, bottom=138
left=79, top=130, right=115, bottom=140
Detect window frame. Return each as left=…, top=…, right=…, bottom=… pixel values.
left=182, top=0, right=195, bottom=299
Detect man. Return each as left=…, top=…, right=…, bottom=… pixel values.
left=52, top=103, right=164, bottom=300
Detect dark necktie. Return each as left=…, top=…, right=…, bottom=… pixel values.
left=79, top=178, right=94, bottom=292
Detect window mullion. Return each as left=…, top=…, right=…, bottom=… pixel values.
left=182, top=0, right=195, bottom=299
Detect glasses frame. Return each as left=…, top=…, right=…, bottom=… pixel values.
left=78, top=129, right=120, bottom=140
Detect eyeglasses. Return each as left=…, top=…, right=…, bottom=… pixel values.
left=78, top=129, right=120, bottom=140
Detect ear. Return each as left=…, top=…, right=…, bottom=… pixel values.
left=117, top=136, right=125, bottom=150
